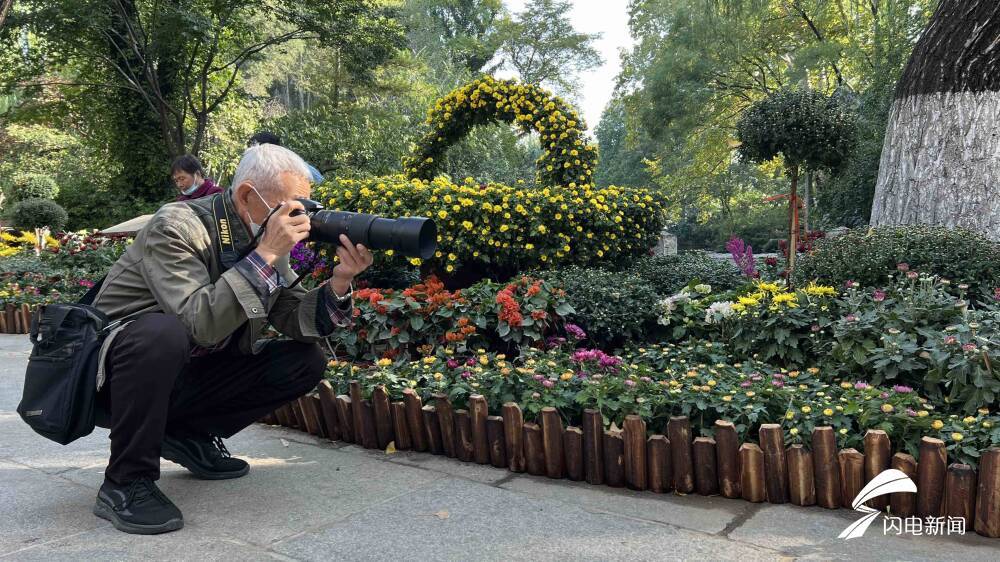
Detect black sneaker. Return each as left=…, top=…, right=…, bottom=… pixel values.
left=161, top=434, right=250, bottom=480
left=93, top=478, right=184, bottom=535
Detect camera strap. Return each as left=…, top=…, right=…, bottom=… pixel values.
left=212, top=194, right=241, bottom=271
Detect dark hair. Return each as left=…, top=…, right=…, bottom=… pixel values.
left=249, top=131, right=282, bottom=147
left=170, top=154, right=204, bottom=176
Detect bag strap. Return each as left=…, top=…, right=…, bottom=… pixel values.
left=29, top=305, right=73, bottom=345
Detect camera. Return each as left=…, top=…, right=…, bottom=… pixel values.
left=292, top=198, right=437, bottom=260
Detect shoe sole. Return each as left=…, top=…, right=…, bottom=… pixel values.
left=161, top=443, right=250, bottom=480
left=93, top=498, right=183, bottom=535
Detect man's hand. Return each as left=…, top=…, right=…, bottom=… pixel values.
left=329, top=234, right=373, bottom=297
left=255, top=200, right=309, bottom=265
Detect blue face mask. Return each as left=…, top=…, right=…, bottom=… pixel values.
left=181, top=177, right=203, bottom=195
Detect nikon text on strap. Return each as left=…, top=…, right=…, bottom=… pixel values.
left=212, top=193, right=241, bottom=270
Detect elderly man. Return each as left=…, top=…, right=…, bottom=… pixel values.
left=90, top=144, right=372, bottom=534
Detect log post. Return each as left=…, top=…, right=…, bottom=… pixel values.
left=916, top=437, right=947, bottom=518
left=359, top=400, right=378, bottom=449
left=582, top=409, right=604, bottom=485
left=524, top=422, right=545, bottom=476
left=297, top=395, right=320, bottom=436
left=455, top=409, right=475, bottom=462
left=759, top=424, right=788, bottom=504
left=864, top=430, right=892, bottom=510
left=739, top=443, right=766, bottom=503
left=372, top=386, right=394, bottom=449
left=623, top=415, right=647, bottom=491
left=603, top=429, right=625, bottom=488
left=501, top=403, right=525, bottom=472
left=290, top=399, right=306, bottom=430
left=486, top=416, right=507, bottom=468
left=975, top=448, right=1000, bottom=538
left=310, top=395, right=328, bottom=437
left=403, top=389, right=428, bottom=452
left=692, top=437, right=718, bottom=496
left=944, top=463, right=977, bottom=529
left=787, top=445, right=816, bottom=507
left=0, top=306, right=7, bottom=333
left=714, top=421, right=740, bottom=499
left=391, top=401, right=411, bottom=450
left=563, top=427, right=584, bottom=481
left=275, top=403, right=292, bottom=428
left=540, top=407, right=565, bottom=479
left=890, top=453, right=918, bottom=517
left=422, top=405, right=443, bottom=454
left=317, top=381, right=341, bottom=441
left=349, top=381, right=364, bottom=443
left=647, top=435, right=672, bottom=493
left=434, top=393, right=457, bottom=458
left=811, top=427, right=841, bottom=509
left=839, top=449, right=865, bottom=509
left=666, top=416, right=694, bottom=493
left=469, top=395, right=490, bottom=465
left=335, top=396, right=354, bottom=444
left=21, top=303, right=31, bottom=333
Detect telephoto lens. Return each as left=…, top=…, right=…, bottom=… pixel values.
left=294, top=198, right=437, bottom=259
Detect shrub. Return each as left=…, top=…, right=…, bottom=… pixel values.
left=7, top=198, right=68, bottom=230
left=8, top=173, right=59, bottom=203
left=538, top=266, right=660, bottom=348
left=313, top=175, right=668, bottom=280
left=794, top=225, right=1000, bottom=292
left=629, top=252, right=744, bottom=296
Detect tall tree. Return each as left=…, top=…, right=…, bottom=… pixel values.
left=496, top=0, right=602, bottom=95
left=870, top=0, right=1000, bottom=239
left=405, top=0, right=503, bottom=74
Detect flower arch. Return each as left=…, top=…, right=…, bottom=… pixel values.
left=403, top=76, right=599, bottom=187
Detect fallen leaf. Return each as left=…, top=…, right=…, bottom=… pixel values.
left=385, top=441, right=397, bottom=454
left=433, top=510, right=449, bottom=520
left=608, top=421, right=620, bottom=433
left=280, top=438, right=289, bottom=447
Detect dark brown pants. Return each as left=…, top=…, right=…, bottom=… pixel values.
left=97, top=313, right=325, bottom=485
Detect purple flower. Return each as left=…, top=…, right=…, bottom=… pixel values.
left=963, top=343, right=977, bottom=352
left=897, top=263, right=909, bottom=272
left=879, top=392, right=889, bottom=399
left=906, top=409, right=917, bottom=417
left=726, top=236, right=757, bottom=278
left=640, top=376, right=652, bottom=383
left=533, top=374, right=544, bottom=381
left=565, top=323, right=587, bottom=340
left=771, top=380, right=784, bottom=388
left=461, top=371, right=472, bottom=380
left=546, top=336, right=567, bottom=349
left=78, top=279, right=95, bottom=288
left=772, top=373, right=785, bottom=381
left=624, top=379, right=636, bottom=387
left=893, top=385, right=913, bottom=394
left=854, top=382, right=869, bottom=390
left=845, top=314, right=858, bottom=322
left=751, top=374, right=762, bottom=382
left=542, top=380, right=555, bottom=388
left=446, top=359, right=460, bottom=369
left=466, top=358, right=476, bottom=366
left=740, top=381, right=752, bottom=388
left=599, top=355, right=621, bottom=368
left=873, top=290, right=886, bottom=302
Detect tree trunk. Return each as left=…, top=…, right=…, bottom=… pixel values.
left=871, top=0, right=1000, bottom=239
left=803, top=171, right=812, bottom=235
left=787, top=165, right=800, bottom=273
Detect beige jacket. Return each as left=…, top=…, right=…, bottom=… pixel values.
left=92, top=191, right=347, bottom=388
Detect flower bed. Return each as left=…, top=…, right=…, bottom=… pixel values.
left=312, top=175, right=668, bottom=278
left=265, top=346, right=1000, bottom=538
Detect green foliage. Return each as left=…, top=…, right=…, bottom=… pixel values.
left=628, top=252, right=744, bottom=296
left=537, top=266, right=660, bottom=348
left=794, top=226, right=1000, bottom=291
left=404, top=0, right=504, bottom=74
left=7, top=198, right=68, bottom=230
left=7, top=173, right=59, bottom=203
left=594, top=99, right=652, bottom=188
left=737, top=89, right=857, bottom=174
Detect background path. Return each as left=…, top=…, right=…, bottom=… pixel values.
left=1, top=335, right=995, bottom=561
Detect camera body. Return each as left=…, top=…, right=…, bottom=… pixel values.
left=292, top=198, right=437, bottom=260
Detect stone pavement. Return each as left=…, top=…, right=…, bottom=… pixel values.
left=1, top=335, right=997, bottom=561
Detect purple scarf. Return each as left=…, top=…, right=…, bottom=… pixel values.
left=176, top=178, right=222, bottom=201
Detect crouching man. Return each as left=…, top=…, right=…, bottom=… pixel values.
left=90, top=144, right=372, bottom=534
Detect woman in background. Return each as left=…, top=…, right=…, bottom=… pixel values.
left=171, top=154, right=222, bottom=201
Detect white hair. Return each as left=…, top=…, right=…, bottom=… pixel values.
left=231, top=143, right=311, bottom=199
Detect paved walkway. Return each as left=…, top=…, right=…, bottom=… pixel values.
left=1, top=335, right=996, bottom=561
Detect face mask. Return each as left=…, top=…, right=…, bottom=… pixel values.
left=181, top=179, right=202, bottom=196
left=246, top=186, right=276, bottom=241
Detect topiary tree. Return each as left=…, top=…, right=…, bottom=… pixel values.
left=736, top=89, right=856, bottom=272
left=9, top=173, right=59, bottom=203
left=8, top=198, right=69, bottom=230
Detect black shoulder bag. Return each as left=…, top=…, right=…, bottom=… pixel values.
left=17, top=278, right=116, bottom=445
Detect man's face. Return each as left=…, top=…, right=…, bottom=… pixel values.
left=235, top=171, right=312, bottom=230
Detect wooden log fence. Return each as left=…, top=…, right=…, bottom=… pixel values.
left=1, top=303, right=35, bottom=334
left=262, top=390, right=1000, bottom=539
